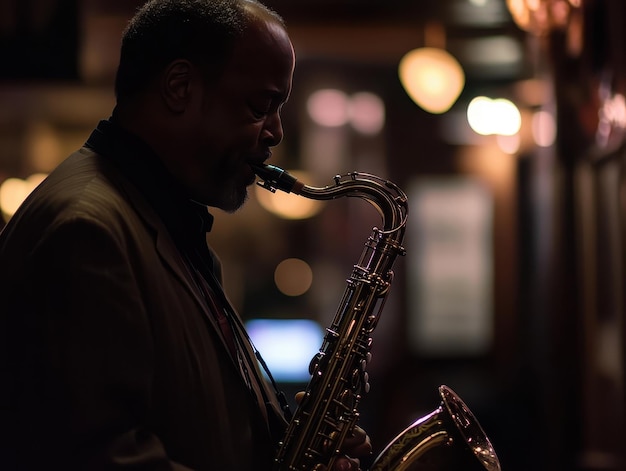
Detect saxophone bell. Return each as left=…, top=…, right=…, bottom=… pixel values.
left=370, top=385, right=501, bottom=471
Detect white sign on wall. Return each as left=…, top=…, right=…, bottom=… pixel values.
left=407, top=177, right=494, bottom=355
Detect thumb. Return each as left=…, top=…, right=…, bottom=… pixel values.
left=295, top=391, right=306, bottom=404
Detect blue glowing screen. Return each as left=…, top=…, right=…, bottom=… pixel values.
left=246, top=318, right=324, bottom=382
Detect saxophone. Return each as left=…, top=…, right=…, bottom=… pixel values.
left=252, top=164, right=501, bottom=471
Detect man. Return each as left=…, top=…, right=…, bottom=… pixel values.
left=0, top=0, right=370, bottom=469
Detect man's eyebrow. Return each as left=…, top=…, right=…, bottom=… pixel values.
left=264, top=89, right=289, bottom=100
left=255, top=89, right=290, bottom=106
left=260, top=83, right=290, bottom=97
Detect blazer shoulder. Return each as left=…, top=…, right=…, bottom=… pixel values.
left=2, top=148, right=159, bottom=254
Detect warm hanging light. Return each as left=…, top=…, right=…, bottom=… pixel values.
left=466, top=96, right=522, bottom=136
left=398, top=47, right=465, bottom=114
left=0, top=173, right=47, bottom=220
left=506, top=0, right=580, bottom=35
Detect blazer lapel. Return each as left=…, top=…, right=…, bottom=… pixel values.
left=114, top=174, right=230, bottom=351
left=107, top=159, right=283, bottom=430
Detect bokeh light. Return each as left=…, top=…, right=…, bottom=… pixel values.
left=398, top=47, right=465, bottom=114
left=532, top=110, right=557, bottom=147
left=347, top=92, right=385, bottom=135
left=307, top=89, right=350, bottom=127
left=255, top=170, right=323, bottom=220
left=245, top=319, right=324, bottom=382
left=274, top=258, right=314, bottom=297
left=0, top=173, right=47, bottom=220
left=467, top=96, right=521, bottom=136
left=307, top=89, right=385, bottom=135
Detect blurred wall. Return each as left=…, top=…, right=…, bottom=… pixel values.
left=1, top=1, right=625, bottom=470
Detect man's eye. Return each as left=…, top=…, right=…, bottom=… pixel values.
left=252, top=108, right=269, bottom=118
left=250, top=103, right=271, bottom=118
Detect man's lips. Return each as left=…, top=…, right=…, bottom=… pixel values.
left=249, top=150, right=272, bottom=166
left=247, top=152, right=272, bottom=183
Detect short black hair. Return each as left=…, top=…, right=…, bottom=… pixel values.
left=114, top=0, right=283, bottom=102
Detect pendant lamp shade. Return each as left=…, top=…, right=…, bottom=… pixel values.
left=399, top=47, right=465, bottom=114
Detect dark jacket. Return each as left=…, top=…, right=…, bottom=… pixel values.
left=0, top=140, right=287, bottom=470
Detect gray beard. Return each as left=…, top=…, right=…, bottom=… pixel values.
left=218, top=185, right=249, bottom=214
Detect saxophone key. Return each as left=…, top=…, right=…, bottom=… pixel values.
left=363, top=372, right=370, bottom=393
left=351, top=368, right=370, bottom=394
left=321, top=430, right=339, bottom=453
left=308, top=352, right=324, bottom=375
left=332, top=389, right=355, bottom=415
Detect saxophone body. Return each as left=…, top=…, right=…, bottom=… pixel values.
left=253, top=164, right=501, bottom=471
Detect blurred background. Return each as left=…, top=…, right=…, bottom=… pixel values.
left=1, top=0, right=625, bottom=469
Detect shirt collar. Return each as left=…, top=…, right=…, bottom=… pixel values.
left=85, top=117, right=214, bottom=246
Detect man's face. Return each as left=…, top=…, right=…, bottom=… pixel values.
left=184, top=19, right=295, bottom=211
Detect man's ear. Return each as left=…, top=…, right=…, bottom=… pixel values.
left=161, top=59, right=193, bottom=113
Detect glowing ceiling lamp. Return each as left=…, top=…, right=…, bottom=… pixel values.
left=399, top=47, right=465, bottom=114
left=467, top=96, right=522, bottom=136
left=506, top=0, right=581, bottom=35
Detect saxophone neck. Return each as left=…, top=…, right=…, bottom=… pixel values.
left=252, top=163, right=408, bottom=235
left=251, top=163, right=305, bottom=194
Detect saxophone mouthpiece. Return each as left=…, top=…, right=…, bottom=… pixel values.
left=251, top=163, right=304, bottom=194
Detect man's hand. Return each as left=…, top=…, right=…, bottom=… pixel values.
left=333, top=424, right=372, bottom=470
left=294, top=392, right=373, bottom=471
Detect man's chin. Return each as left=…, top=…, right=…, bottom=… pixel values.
left=218, top=188, right=249, bottom=213
left=194, top=180, right=249, bottom=212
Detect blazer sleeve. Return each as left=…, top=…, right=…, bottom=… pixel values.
left=8, top=216, right=193, bottom=471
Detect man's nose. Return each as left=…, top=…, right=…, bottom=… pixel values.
left=262, top=111, right=284, bottom=147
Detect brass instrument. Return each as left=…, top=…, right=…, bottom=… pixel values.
left=252, top=164, right=501, bottom=471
